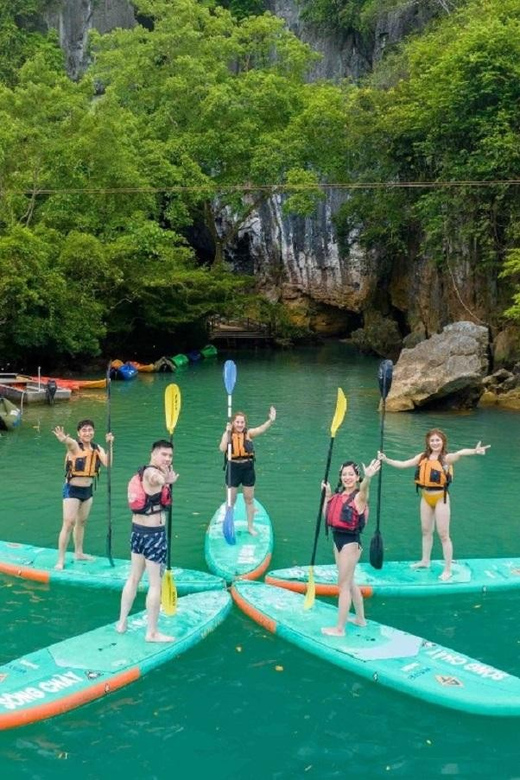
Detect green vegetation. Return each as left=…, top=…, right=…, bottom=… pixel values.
left=0, top=0, right=345, bottom=363
left=2, top=0, right=520, bottom=364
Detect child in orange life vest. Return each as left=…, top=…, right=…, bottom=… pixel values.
left=218, top=406, right=276, bottom=535
left=53, top=420, right=114, bottom=570
left=379, top=429, right=490, bottom=581
left=321, top=458, right=381, bottom=637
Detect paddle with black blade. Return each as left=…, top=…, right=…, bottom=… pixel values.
left=223, top=360, right=237, bottom=545
left=369, top=359, right=394, bottom=570
left=105, top=361, right=114, bottom=567
left=161, top=383, right=182, bottom=615
left=304, top=388, right=347, bottom=610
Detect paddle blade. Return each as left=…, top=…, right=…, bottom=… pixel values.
left=223, top=360, right=237, bottom=395
left=330, top=388, right=347, bottom=438
left=369, top=530, right=384, bottom=570
left=378, top=360, right=394, bottom=400
left=165, top=384, right=181, bottom=435
left=303, top=567, right=316, bottom=610
left=161, top=569, right=177, bottom=615
left=223, top=505, right=236, bottom=545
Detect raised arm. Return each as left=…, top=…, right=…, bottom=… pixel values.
left=446, top=441, right=490, bottom=464
left=356, top=459, right=381, bottom=511
left=378, top=451, right=422, bottom=469
left=52, top=426, right=79, bottom=454
left=249, top=406, right=276, bottom=438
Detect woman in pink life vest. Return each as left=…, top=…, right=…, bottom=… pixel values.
left=321, top=458, right=380, bottom=637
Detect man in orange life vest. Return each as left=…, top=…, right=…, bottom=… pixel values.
left=53, top=419, right=114, bottom=570
left=219, top=406, right=276, bottom=535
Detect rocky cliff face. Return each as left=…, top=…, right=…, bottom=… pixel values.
left=38, top=1, right=517, bottom=361
left=42, top=0, right=135, bottom=80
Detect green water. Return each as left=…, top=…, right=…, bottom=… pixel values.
left=1, top=343, right=520, bottom=778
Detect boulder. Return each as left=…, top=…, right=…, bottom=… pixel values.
left=385, top=322, right=490, bottom=412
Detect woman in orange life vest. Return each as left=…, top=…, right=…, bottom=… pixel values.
left=52, top=420, right=114, bottom=570
left=218, top=406, right=276, bottom=535
left=379, top=429, right=490, bottom=581
left=321, top=458, right=381, bottom=637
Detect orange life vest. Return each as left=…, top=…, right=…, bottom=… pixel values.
left=230, top=432, right=254, bottom=460
left=65, top=441, right=101, bottom=480
left=414, top=457, right=452, bottom=490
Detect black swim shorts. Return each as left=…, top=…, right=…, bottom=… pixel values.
left=130, top=523, right=167, bottom=564
left=226, top=459, right=256, bottom=488
left=62, top=483, right=93, bottom=502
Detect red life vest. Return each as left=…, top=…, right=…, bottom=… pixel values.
left=128, top=466, right=172, bottom=515
left=326, top=490, right=367, bottom=533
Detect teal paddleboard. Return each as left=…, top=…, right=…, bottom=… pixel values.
left=0, top=590, right=231, bottom=730
left=232, top=581, right=520, bottom=716
left=204, top=495, right=273, bottom=583
left=0, top=540, right=225, bottom=593
left=265, top=558, right=520, bottom=597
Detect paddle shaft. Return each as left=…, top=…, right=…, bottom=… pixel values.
left=374, top=398, right=386, bottom=533
left=226, top=392, right=233, bottom=506
left=106, top=364, right=114, bottom=566
left=165, top=429, right=174, bottom=570
left=309, top=437, right=335, bottom=567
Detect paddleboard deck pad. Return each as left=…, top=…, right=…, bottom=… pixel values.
left=0, top=541, right=225, bottom=593
left=0, top=590, right=231, bottom=730
left=205, top=495, right=273, bottom=583
left=232, top=581, right=520, bottom=716
left=265, top=558, right=520, bottom=597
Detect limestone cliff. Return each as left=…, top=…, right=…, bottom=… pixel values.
left=42, top=0, right=135, bottom=80
left=35, top=1, right=518, bottom=361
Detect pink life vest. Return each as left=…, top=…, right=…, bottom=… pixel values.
left=325, top=489, right=367, bottom=533
left=127, top=466, right=171, bottom=515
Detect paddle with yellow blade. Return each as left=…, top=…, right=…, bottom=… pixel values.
left=304, top=388, right=347, bottom=610
left=161, top=383, right=182, bottom=615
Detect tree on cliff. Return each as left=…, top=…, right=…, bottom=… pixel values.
left=334, top=0, right=520, bottom=324
left=91, top=0, right=348, bottom=267
left=0, top=47, right=246, bottom=362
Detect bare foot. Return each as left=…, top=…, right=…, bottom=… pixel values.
left=248, top=527, right=258, bottom=537
left=348, top=616, right=367, bottom=627
left=439, top=570, right=452, bottom=581
left=75, top=553, right=95, bottom=561
left=115, top=621, right=127, bottom=634
left=54, top=561, right=64, bottom=571
left=321, top=626, right=345, bottom=636
left=410, top=561, right=430, bottom=570
left=146, top=632, right=175, bottom=643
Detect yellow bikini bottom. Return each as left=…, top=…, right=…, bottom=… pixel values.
left=421, top=490, right=445, bottom=509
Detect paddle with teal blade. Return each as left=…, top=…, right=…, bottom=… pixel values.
left=105, top=361, right=114, bottom=567
left=223, top=360, right=237, bottom=545
left=370, top=359, right=393, bottom=570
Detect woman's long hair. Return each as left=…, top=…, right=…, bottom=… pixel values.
left=421, top=428, right=448, bottom=462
